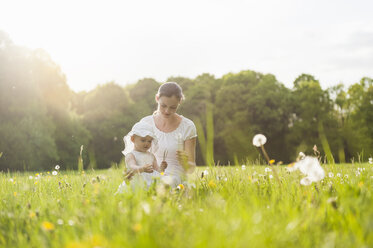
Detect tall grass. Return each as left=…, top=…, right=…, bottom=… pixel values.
left=1, top=163, right=372, bottom=247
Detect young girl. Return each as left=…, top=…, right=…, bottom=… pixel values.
left=116, top=121, right=167, bottom=193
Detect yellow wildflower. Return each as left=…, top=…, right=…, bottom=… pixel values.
left=177, top=184, right=184, bottom=190
left=160, top=172, right=164, bottom=176
left=132, top=223, right=142, bottom=232
left=288, top=162, right=295, bottom=168
left=269, top=159, right=275, bottom=165
left=358, top=181, right=364, bottom=188
left=29, top=212, right=36, bottom=218
left=208, top=180, right=217, bottom=188
left=13, top=192, right=17, bottom=197
left=42, top=221, right=55, bottom=231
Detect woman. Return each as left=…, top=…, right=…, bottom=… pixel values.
left=128, top=82, right=197, bottom=187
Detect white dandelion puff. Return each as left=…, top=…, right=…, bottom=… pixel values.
left=242, top=165, right=246, bottom=170
left=68, top=220, right=75, bottom=226
left=337, top=173, right=341, bottom=177
left=252, top=134, right=267, bottom=147
left=264, top=167, right=272, bottom=173
left=328, top=172, right=334, bottom=178
left=57, top=219, right=64, bottom=225
left=52, top=171, right=58, bottom=176
left=55, top=165, right=60, bottom=170
left=287, top=156, right=325, bottom=185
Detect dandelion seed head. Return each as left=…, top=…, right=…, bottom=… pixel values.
left=68, top=220, right=75, bottom=226
left=252, top=134, right=267, bottom=147
left=52, top=171, right=58, bottom=176
left=265, top=167, right=272, bottom=173
left=55, top=165, right=60, bottom=170
left=57, top=219, right=64, bottom=225
left=328, top=172, right=334, bottom=178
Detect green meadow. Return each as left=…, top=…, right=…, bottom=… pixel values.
left=1, top=164, right=372, bottom=248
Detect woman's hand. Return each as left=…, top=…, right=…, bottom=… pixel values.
left=176, top=150, right=195, bottom=173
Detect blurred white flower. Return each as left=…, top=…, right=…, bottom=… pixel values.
left=202, top=170, right=209, bottom=177
left=336, top=173, right=341, bottom=177
left=68, top=220, right=75, bottom=226
left=161, top=175, right=174, bottom=185
left=224, top=177, right=228, bottom=181
left=242, top=165, right=246, bottom=170
left=344, top=174, right=349, bottom=179
left=57, top=219, right=64, bottom=225
left=252, top=134, right=267, bottom=147
left=300, top=177, right=312, bottom=186
left=328, top=172, right=334, bottom=178
left=298, top=152, right=306, bottom=160
left=141, top=202, right=151, bottom=215
left=9, top=178, right=14, bottom=182
left=29, top=176, right=33, bottom=180
left=264, top=167, right=272, bottom=173
left=287, top=156, right=325, bottom=185
left=52, top=171, right=58, bottom=176
left=269, top=175, right=274, bottom=179
left=55, top=165, right=60, bottom=170
left=369, top=157, right=372, bottom=164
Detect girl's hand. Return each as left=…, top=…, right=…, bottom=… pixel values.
left=141, top=164, right=154, bottom=173
left=160, top=161, right=168, bottom=172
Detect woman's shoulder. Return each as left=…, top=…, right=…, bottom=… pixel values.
left=140, top=115, right=154, bottom=124
left=180, top=115, right=195, bottom=127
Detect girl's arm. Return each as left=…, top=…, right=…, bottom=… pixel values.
left=125, top=153, right=153, bottom=173
left=177, top=137, right=197, bottom=174
left=151, top=154, right=161, bottom=172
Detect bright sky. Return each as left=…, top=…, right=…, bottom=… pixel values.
left=1, top=0, right=372, bottom=92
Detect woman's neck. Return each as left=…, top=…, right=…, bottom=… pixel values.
left=154, top=113, right=182, bottom=132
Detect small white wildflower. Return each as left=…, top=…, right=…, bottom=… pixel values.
left=344, top=174, right=349, bottom=179
left=57, top=219, right=64, bottom=225
left=328, top=172, right=334, bottom=178
left=252, top=134, right=267, bottom=147
left=9, top=178, right=14, bottom=182
left=202, top=170, right=209, bottom=176
left=224, top=177, right=228, bottom=182
left=199, top=208, right=204, bottom=212
left=264, top=167, right=272, bottom=173
left=68, top=220, right=75, bottom=226
left=336, top=173, right=341, bottom=177
left=269, top=175, right=273, bottom=179
left=369, top=157, right=372, bottom=164
left=55, top=165, right=60, bottom=170
left=29, top=176, right=33, bottom=180
left=52, top=171, right=58, bottom=176
left=242, top=165, right=246, bottom=170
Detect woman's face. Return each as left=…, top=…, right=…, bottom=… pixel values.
left=156, top=95, right=180, bottom=118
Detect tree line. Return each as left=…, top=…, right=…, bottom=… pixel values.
left=1, top=31, right=372, bottom=171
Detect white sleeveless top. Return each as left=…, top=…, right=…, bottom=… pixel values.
left=140, top=115, right=197, bottom=178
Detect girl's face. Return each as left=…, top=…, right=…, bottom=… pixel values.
left=156, top=95, right=180, bottom=118
left=131, top=135, right=153, bottom=152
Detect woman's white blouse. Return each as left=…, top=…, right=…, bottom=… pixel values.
left=140, top=115, right=197, bottom=179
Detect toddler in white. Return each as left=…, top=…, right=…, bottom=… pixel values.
left=116, top=121, right=167, bottom=193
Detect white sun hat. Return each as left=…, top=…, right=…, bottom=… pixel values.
left=122, top=121, right=157, bottom=156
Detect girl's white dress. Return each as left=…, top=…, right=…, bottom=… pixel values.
left=116, top=150, right=160, bottom=193
left=140, top=115, right=197, bottom=187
